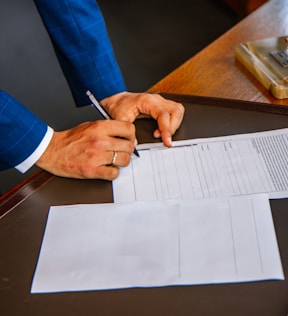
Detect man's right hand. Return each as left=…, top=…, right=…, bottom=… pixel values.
left=36, top=120, right=136, bottom=180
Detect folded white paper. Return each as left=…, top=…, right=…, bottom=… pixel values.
left=31, top=194, right=284, bottom=293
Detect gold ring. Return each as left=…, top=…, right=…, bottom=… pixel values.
left=111, top=151, right=118, bottom=165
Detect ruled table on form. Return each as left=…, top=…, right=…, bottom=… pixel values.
left=113, top=128, right=288, bottom=203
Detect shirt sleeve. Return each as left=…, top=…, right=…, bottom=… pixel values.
left=0, top=90, right=50, bottom=171
left=15, top=126, right=53, bottom=173
left=33, top=0, right=127, bottom=107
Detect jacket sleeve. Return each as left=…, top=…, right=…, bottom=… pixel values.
left=33, top=0, right=127, bottom=107
left=0, top=90, right=48, bottom=171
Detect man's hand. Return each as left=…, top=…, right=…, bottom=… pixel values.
left=36, top=120, right=136, bottom=180
left=101, top=92, right=185, bottom=147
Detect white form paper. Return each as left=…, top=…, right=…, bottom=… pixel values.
left=113, top=128, right=288, bottom=203
left=31, top=194, right=284, bottom=293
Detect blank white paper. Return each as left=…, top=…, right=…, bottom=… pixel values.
left=31, top=194, right=284, bottom=293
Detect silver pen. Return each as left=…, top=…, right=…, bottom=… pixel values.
left=86, top=90, right=140, bottom=158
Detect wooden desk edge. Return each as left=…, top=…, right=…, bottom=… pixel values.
left=0, top=170, right=55, bottom=218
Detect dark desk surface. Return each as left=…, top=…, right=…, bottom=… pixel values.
left=1, top=98, right=288, bottom=316
left=1, top=0, right=288, bottom=312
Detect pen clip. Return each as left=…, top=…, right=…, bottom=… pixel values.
left=86, top=90, right=111, bottom=120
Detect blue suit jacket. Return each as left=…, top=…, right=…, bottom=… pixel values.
left=0, top=0, right=126, bottom=170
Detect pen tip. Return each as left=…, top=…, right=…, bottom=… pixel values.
left=134, top=150, right=140, bottom=158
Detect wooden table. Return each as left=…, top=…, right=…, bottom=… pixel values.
left=149, top=0, right=288, bottom=106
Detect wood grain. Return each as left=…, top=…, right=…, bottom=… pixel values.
left=149, top=0, right=288, bottom=106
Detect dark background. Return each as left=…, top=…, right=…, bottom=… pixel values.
left=0, top=0, right=237, bottom=194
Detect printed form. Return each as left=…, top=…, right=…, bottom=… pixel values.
left=113, top=128, right=288, bottom=202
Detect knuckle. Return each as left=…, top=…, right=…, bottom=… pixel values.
left=79, top=165, right=94, bottom=178
left=90, top=120, right=103, bottom=129
left=109, top=167, right=120, bottom=180
left=174, top=102, right=185, bottom=116
left=122, top=153, right=131, bottom=166
left=124, top=121, right=136, bottom=134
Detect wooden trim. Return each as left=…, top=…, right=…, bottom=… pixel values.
left=160, top=93, right=288, bottom=115
left=0, top=170, right=54, bottom=217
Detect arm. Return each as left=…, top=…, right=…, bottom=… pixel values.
left=34, top=0, right=184, bottom=146
left=0, top=90, right=136, bottom=179
left=0, top=90, right=51, bottom=171
left=0, top=1, right=136, bottom=179
left=0, top=1, right=138, bottom=179
left=33, top=0, right=126, bottom=106
left=0, top=0, right=183, bottom=178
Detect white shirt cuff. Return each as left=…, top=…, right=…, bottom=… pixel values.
left=15, top=126, right=54, bottom=173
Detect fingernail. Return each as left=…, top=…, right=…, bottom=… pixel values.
left=154, top=130, right=161, bottom=138
left=167, top=136, right=172, bottom=146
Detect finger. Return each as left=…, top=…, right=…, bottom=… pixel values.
left=168, top=102, right=185, bottom=134
left=96, top=151, right=131, bottom=180
left=96, top=164, right=120, bottom=181
left=154, top=110, right=173, bottom=147
left=107, top=150, right=131, bottom=167
left=153, top=99, right=184, bottom=134
left=82, top=152, right=122, bottom=180
left=94, top=120, right=136, bottom=155
left=155, top=102, right=184, bottom=144
left=105, top=120, right=136, bottom=143
left=104, top=136, right=135, bottom=157
left=142, top=97, right=183, bottom=145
